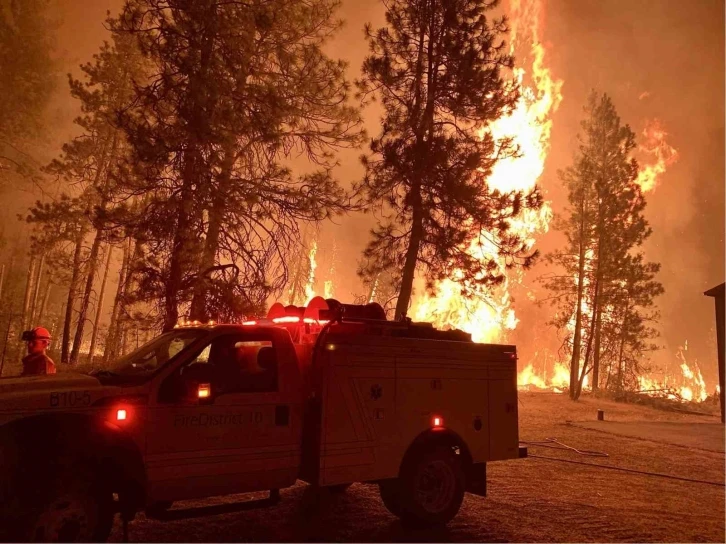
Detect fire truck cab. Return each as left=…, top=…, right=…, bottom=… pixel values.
left=0, top=297, right=524, bottom=542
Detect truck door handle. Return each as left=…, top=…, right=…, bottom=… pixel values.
left=275, top=405, right=290, bottom=426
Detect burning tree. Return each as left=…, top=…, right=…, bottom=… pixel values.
left=356, top=0, right=542, bottom=320
left=542, top=91, right=664, bottom=399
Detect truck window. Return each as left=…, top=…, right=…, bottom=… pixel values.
left=184, top=334, right=278, bottom=395
left=102, top=330, right=205, bottom=376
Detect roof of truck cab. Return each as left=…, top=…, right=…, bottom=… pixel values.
left=173, top=324, right=292, bottom=335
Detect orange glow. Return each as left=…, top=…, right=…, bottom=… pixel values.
left=198, top=384, right=211, bottom=399
left=116, top=409, right=127, bottom=421
left=432, top=416, right=443, bottom=427
left=242, top=320, right=258, bottom=326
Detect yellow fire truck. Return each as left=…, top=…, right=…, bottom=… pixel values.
left=0, top=297, right=525, bottom=542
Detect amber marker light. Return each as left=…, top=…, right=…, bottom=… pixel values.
left=198, top=383, right=211, bottom=399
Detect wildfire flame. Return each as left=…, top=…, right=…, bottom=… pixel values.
left=638, top=341, right=709, bottom=402
left=635, top=119, right=679, bottom=193
left=411, top=0, right=562, bottom=346
left=304, top=240, right=318, bottom=304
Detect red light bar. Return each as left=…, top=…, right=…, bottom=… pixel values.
left=303, top=317, right=330, bottom=325
left=242, top=320, right=257, bottom=326
left=272, top=316, right=300, bottom=324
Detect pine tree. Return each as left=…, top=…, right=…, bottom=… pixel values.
left=541, top=91, right=664, bottom=399
left=356, top=0, right=541, bottom=319
left=113, top=0, right=363, bottom=329
left=31, top=30, right=148, bottom=364
left=25, top=195, right=88, bottom=362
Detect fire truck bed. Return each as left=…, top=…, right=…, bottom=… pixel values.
left=109, top=392, right=725, bottom=543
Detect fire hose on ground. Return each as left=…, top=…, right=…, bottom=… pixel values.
left=520, top=437, right=724, bottom=488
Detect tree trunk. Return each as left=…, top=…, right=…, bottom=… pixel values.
left=70, top=229, right=103, bottom=364
left=616, top=302, right=629, bottom=392
left=395, top=186, right=423, bottom=320
left=591, top=281, right=603, bottom=392
left=0, top=263, right=5, bottom=302
left=164, top=179, right=194, bottom=331
left=395, top=4, right=439, bottom=321
left=16, top=256, right=37, bottom=364
left=116, top=240, right=141, bottom=358
left=88, top=245, right=113, bottom=365
left=163, top=14, right=215, bottom=332
left=189, top=147, right=233, bottom=321
left=20, top=256, right=37, bottom=332
left=29, top=253, right=46, bottom=325
left=38, top=282, right=52, bottom=324
left=62, top=225, right=88, bottom=364
left=569, top=190, right=589, bottom=399
left=104, top=239, right=132, bottom=363
left=575, top=274, right=600, bottom=400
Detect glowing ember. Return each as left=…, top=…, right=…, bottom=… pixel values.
left=412, top=0, right=562, bottom=345
left=635, top=119, right=679, bottom=193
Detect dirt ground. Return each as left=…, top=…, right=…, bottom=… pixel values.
left=110, top=393, right=725, bottom=543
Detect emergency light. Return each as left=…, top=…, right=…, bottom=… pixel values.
left=198, top=383, right=211, bottom=399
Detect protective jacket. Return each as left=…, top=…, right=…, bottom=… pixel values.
left=21, top=352, right=56, bottom=376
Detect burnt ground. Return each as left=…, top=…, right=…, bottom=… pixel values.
left=110, top=393, right=725, bottom=543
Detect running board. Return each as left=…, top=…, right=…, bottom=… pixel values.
left=149, top=490, right=280, bottom=521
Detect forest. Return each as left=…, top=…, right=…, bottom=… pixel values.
left=0, top=0, right=722, bottom=401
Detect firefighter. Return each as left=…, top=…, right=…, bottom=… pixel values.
left=20, top=327, right=56, bottom=376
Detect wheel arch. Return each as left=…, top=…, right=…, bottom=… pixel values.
left=399, top=427, right=474, bottom=477
left=2, top=413, right=147, bottom=511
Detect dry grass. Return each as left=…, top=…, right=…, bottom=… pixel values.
left=110, top=392, right=725, bottom=543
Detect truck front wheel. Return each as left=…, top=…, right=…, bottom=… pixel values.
left=20, top=469, right=114, bottom=543
left=397, top=445, right=465, bottom=527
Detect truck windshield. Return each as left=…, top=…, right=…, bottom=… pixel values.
left=98, top=330, right=206, bottom=377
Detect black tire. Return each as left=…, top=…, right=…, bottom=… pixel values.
left=145, top=501, right=173, bottom=518
left=378, top=479, right=405, bottom=518
left=326, top=483, right=352, bottom=494
left=19, top=470, right=114, bottom=542
left=397, top=445, right=465, bottom=527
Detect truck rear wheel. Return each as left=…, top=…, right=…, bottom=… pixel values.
left=397, top=445, right=465, bottom=526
